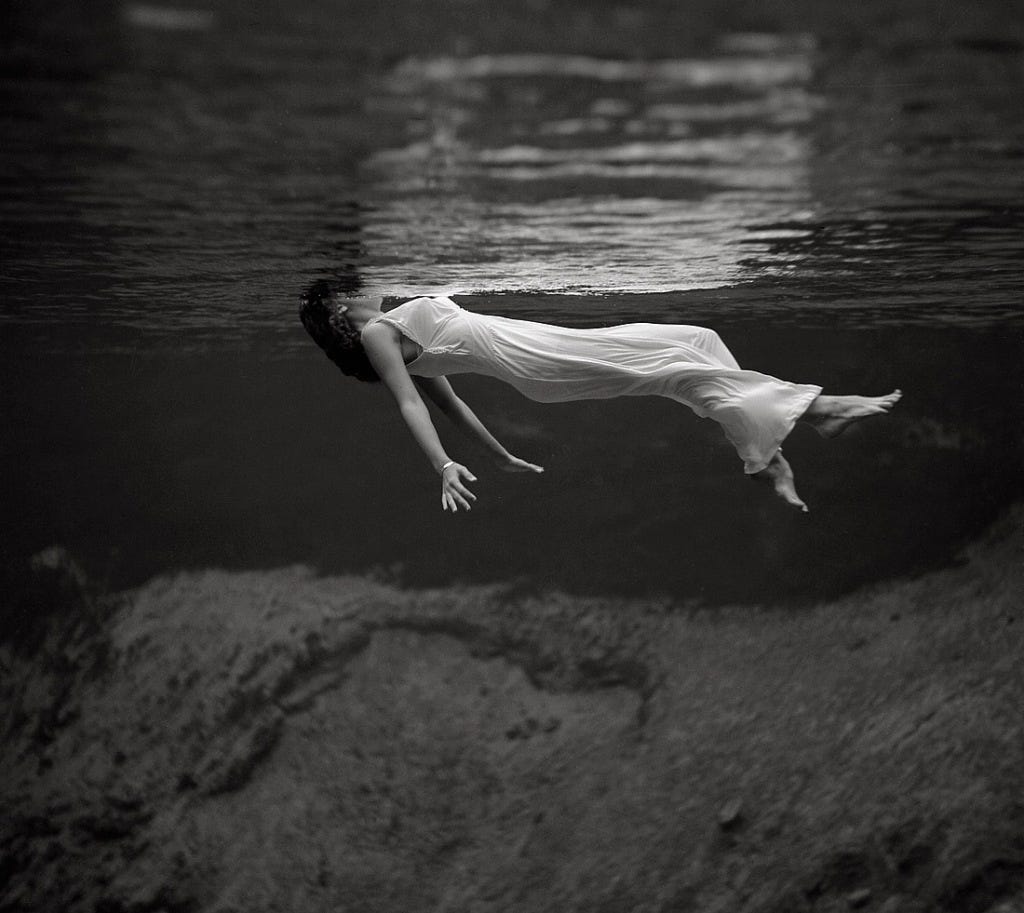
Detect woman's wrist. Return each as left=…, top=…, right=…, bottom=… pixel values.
left=438, top=459, right=455, bottom=475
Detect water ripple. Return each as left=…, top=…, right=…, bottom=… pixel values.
left=1, top=13, right=1021, bottom=336
left=388, top=53, right=812, bottom=87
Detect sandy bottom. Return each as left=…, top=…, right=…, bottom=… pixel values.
left=2, top=504, right=1023, bottom=913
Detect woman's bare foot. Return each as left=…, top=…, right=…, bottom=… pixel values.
left=803, top=390, right=902, bottom=439
left=752, top=451, right=808, bottom=513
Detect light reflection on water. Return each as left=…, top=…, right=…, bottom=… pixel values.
left=363, top=46, right=818, bottom=295
left=1, top=6, right=1021, bottom=336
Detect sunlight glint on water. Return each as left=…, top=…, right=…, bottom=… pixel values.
left=1, top=12, right=1021, bottom=338
left=361, top=46, right=819, bottom=295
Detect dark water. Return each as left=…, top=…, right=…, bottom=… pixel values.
left=2, top=0, right=1023, bottom=605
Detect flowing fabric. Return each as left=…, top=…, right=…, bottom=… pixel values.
left=366, top=296, right=821, bottom=474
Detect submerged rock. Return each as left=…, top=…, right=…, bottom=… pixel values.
left=847, top=887, right=872, bottom=908
left=1, top=506, right=1024, bottom=912
left=718, top=797, right=744, bottom=830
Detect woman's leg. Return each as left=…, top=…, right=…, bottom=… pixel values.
left=748, top=390, right=902, bottom=512
left=604, top=325, right=901, bottom=511
left=800, top=391, right=903, bottom=437
left=751, top=450, right=807, bottom=512
left=611, top=323, right=742, bottom=369
left=664, top=376, right=902, bottom=512
left=598, top=325, right=741, bottom=366
left=673, top=372, right=822, bottom=475
left=680, top=327, right=741, bottom=370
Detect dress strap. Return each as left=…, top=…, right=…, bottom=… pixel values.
left=363, top=307, right=430, bottom=369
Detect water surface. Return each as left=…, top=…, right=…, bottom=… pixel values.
left=2, top=0, right=1022, bottom=605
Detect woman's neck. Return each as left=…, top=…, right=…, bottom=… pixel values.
left=343, top=295, right=384, bottom=332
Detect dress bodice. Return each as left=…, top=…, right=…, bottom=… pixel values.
left=364, top=296, right=487, bottom=379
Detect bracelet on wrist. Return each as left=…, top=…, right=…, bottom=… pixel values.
left=439, top=460, right=455, bottom=474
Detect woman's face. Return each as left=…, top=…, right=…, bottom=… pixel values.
left=344, top=295, right=383, bottom=310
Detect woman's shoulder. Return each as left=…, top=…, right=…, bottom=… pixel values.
left=399, top=295, right=460, bottom=309
left=382, top=295, right=460, bottom=320
left=367, top=295, right=461, bottom=342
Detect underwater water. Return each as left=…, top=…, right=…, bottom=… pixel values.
left=2, top=0, right=1022, bottom=605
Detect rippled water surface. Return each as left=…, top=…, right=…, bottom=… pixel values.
left=3, top=0, right=1023, bottom=334
left=2, top=0, right=1023, bottom=602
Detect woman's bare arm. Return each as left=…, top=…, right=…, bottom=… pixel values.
left=361, top=322, right=478, bottom=511
left=415, top=376, right=545, bottom=474
left=414, top=376, right=509, bottom=459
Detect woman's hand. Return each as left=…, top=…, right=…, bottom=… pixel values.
left=494, top=453, right=545, bottom=474
left=441, top=462, right=478, bottom=512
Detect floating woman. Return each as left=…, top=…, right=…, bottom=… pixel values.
left=299, top=282, right=901, bottom=514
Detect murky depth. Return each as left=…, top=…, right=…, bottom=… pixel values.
left=1, top=0, right=1022, bottom=602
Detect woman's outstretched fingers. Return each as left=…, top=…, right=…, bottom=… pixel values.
left=499, top=454, right=546, bottom=473
left=441, top=462, right=478, bottom=512
left=454, top=468, right=477, bottom=506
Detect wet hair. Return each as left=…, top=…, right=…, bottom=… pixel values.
left=298, top=280, right=380, bottom=383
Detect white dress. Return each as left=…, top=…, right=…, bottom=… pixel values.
left=367, top=296, right=821, bottom=474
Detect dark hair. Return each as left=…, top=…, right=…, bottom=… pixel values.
left=298, top=280, right=380, bottom=383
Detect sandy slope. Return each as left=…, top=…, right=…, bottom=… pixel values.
left=2, top=507, right=1023, bottom=913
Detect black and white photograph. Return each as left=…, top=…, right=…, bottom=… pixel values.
left=2, top=0, right=1023, bottom=909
